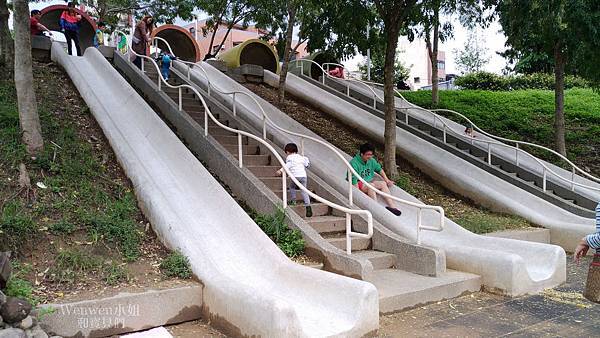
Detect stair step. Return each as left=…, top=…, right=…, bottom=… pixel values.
left=212, top=134, right=259, bottom=146
left=352, top=250, right=397, bottom=270
left=290, top=203, right=330, bottom=217
left=325, top=236, right=370, bottom=251
left=233, top=154, right=271, bottom=166
left=223, top=144, right=260, bottom=155
left=261, top=177, right=316, bottom=191
left=247, top=165, right=281, bottom=177
left=368, top=269, right=481, bottom=314
left=306, top=215, right=347, bottom=234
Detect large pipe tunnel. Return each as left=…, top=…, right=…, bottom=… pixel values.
left=40, top=5, right=97, bottom=51
left=151, top=25, right=202, bottom=62
left=290, top=51, right=340, bottom=80
left=218, top=39, right=280, bottom=74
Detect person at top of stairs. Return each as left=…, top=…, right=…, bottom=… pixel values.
left=157, top=52, right=176, bottom=81
left=276, top=143, right=312, bottom=217
left=348, top=143, right=402, bottom=216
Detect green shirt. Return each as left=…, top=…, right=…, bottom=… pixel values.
left=348, top=153, right=382, bottom=185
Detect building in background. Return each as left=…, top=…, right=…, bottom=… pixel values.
left=183, top=19, right=309, bottom=60
left=397, top=37, right=446, bottom=90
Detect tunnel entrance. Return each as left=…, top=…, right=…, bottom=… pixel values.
left=152, top=25, right=201, bottom=62
left=40, top=5, right=97, bottom=52
left=239, top=42, right=279, bottom=73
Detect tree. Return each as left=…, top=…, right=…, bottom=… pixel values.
left=13, top=0, right=43, bottom=155
left=497, top=0, right=600, bottom=156
left=358, top=50, right=410, bottom=86
left=414, top=0, right=487, bottom=104
left=453, top=31, right=490, bottom=74
left=372, top=0, right=419, bottom=178
left=81, top=0, right=196, bottom=28
left=0, top=0, right=12, bottom=67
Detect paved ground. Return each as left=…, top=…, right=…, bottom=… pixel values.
left=378, top=255, right=599, bottom=337
left=165, top=256, right=598, bottom=337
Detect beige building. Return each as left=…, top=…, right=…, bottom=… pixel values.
left=397, top=37, right=446, bottom=90
left=183, top=19, right=309, bottom=60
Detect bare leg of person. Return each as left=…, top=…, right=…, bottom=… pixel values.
left=371, top=181, right=396, bottom=208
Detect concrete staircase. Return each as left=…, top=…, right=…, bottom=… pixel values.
left=140, top=62, right=482, bottom=313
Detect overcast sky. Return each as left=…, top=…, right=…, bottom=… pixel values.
left=29, top=1, right=509, bottom=74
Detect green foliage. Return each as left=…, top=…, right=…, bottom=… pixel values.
left=455, top=72, right=590, bottom=91
left=395, top=172, right=418, bottom=196
left=103, top=262, right=130, bottom=285
left=50, top=249, right=130, bottom=285
left=252, top=207, right=305, bottom=257
left=358, top=50, right=410, bottom=86
left=453, top=210, right=534, bottom=234
left=453, top=31, right=490, bottom=74
left=5, top=262, right=36, bottom=305
left=49, top=220, right=76, bottom=235
left=0, top=201, right=36, bottom=250
left=160, top=251, right=192, bottom=279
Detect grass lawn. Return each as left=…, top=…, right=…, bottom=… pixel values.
left=401, top=89, right=600, bottom=176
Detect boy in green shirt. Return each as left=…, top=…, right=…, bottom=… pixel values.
left=348, top=143, right=402, bottom=216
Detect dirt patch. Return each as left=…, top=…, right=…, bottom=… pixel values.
left=0, top=62, right=190, bottom=305
left=244, top=82, right=534, bottom=234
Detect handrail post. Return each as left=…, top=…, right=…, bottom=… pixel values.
left=300, top=61, right=304, bottom=76
left=348, top=171, right=353, bottom=206
left=515, top=143, right=520, bottom=166
left=372, top=93, right=377, bottom=109
left=346, top=82, right=350, bottom=96
left=238, top=134, right=243, bottom=168
left=204, top=110, right=208, bottom=136
left=346, top=215, right=352, bottom=255
left=141, top=58, right=144, bottom=73
left=262, top=116, right=267, bottom=140
left=232, top=93, right=237, bottom=117
left=443, top=125, right=447, bottom=143
left=416, top=211, right=422, bottom=245
left=187, top=66, right=190, bottom=80
left=405, top=110, right=409, bottom=124
left=543, top=168, right=547, bottom=191
left=158, top=75, right=161, bottom=91
left=301, top=138, right=305, bottom=156
left=487, top=143, right=492, bottom=165
left=571, top=167, right=576, bottom=191
left=282, top=171, right=288, bottom=207
left=178, top=87, right=182, bottom=110
left=322, top=72, right=326, bottom=85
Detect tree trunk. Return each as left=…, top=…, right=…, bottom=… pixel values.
left=277, top=3, right=296, bottom=104
left=13, top=0, right=44, bottom=155
left=430, top=6, right=440, bottom=105
left=382, top=25, right=400, bottom=178
left=0, top=0, right=13, bottom=67
left=207, top=15, right=223, bottom=56
left=553, top=45, right=566, bottom=156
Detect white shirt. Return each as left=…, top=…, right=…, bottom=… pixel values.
left=284, top=153, right=310, bottom=178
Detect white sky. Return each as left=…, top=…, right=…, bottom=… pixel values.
left=26, top=1, right=509, bottom=74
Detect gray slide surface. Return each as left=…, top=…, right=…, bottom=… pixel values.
left=51, top=44, right=379, bottom=337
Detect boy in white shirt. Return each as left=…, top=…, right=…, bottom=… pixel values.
left=276, top=143, right=312, bottom=217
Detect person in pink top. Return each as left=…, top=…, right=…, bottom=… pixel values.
left=60, top=2, right=82, bottom=56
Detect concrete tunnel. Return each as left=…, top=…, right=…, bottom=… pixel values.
left=218, top=39, right=280, bottom=74
left=289, top=51, right=340, bottom=80
left=151, top=25, right=202, bottom=62
left=40, top=5, right=97, bottom=51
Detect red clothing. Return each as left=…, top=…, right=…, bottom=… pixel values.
left=30, top=17, right=42, bottom=35
left=60, top=11, right=80, bottom=24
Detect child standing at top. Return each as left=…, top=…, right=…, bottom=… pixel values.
left=276, top=143, right=312, bottom=217
left=93, top=21, right=106, bottom=48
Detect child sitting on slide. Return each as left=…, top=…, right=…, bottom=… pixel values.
left=275, top=143, right=312, bottom=217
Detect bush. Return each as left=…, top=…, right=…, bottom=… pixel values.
left=160, top=251, right=192, bottom=279
left=455, top=71, right=590, bottom=91
left=253, top=207, right=305, bottom=257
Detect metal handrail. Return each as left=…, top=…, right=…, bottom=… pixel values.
left=293, top=58, right=600, bottom=195
left=152, top=36, right=446, bottom=244
left=119, top=32, right=374, bottom=254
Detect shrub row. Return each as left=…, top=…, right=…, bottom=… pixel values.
left=455, top=72, right=590, bottom=91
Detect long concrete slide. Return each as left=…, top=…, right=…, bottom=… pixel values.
left=50, top=43, right=379, bottom=337
left=328, top=76, right=600, bottom=213
left=180, top=62, right=566, bottom=296
left=288, top=72, right=597, bottom=251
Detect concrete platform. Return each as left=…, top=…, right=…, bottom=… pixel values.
left=368, top=269, right=482, bottom=314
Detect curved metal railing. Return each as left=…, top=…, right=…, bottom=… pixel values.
left=291, top=58, right=600, bottom=194
left=149, top=36, right=447, bottom=245
left=117, top=31, right=375, bottom=254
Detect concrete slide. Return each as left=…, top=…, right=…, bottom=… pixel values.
left=181, top=62, right=566, bottom=296
left=288, top=74, right=597, bottom=251
left=51, top=43, right=379, bottom=337
left=347, top=79, right=600, bottom=205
